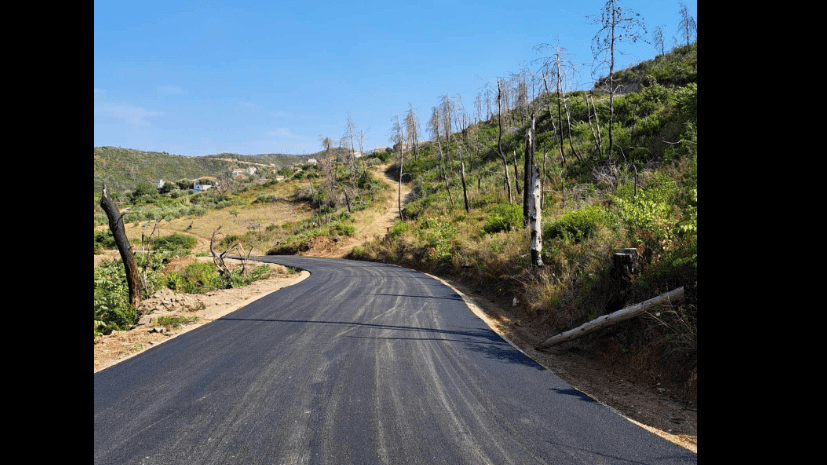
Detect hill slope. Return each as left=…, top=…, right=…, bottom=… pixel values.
left=93, top=147, right=319, bottom=193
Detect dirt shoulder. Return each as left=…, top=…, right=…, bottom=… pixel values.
left=94, top=257, right=310, bottom=373
left=424, top=273, right=697, bottom=453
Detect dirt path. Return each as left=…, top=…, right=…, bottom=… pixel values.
left=297, top=163, right=413, bottom=258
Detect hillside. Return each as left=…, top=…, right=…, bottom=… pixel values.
left=93, top=147, right=319, bottom=193
left=350, top=41, right=698, bottom=409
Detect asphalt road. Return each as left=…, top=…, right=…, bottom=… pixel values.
left=94, top=256, right=696, bottom=464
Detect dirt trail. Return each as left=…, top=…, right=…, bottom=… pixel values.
left=298, top=164, right=413, bottom=258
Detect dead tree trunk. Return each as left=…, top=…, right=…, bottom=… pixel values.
left=99, top=184, right=141, bottom=308
left=512, top=150, right=521, bottom=197
left=525, top=116, right=544, bottom=268
left=588, top=91, right=604, bottom=159
left=497, top=81, right=513, bottom=203
left=458, top=146, right=470, bottom=213
left=536, top=287, right=685, bottom=349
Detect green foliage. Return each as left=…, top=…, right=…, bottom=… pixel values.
left=93, top=259, right=138, bottom=335
left=94, top=230, right=116, bottom=254
left=130, top=182, right=159, bottom=202
left=482, top=203, right=523, bottom=234
left=165, top=261, right=272, bottom=293
left=545, top=206, right=609, bottom=242
left=611, top=175, right=678, bottom=241
left=388, top=220, right=408, bottom=239
left=331, top=222, right=356, bottom=236
left=150, top=233, right=197, bottom=252
left=165, top=262, right=221, bottom=293
left=418, top=216, right=457, bottom=263
left=155, top=315, right=197, bottom=329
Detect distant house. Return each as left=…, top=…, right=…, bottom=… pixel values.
left=156, top=179, right=165, bottom=188
left=232, top=166, right=256, bottom=177
left=192, top=176, right=218, bottom=192
left=307, top=158, right=318, bottom=165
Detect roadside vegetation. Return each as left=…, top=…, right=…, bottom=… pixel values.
left=94, top=149, right=389, bottom=337
left=350, top=41, right=697, bottom=396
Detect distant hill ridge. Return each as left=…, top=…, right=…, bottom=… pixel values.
left=93, top=147, right=319, bottom=193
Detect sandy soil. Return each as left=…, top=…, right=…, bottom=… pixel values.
left=93, top=257, right=310, bottom=373
left=94, top=163, right=695, bottom=453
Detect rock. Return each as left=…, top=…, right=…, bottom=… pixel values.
left=149, top=327, right=166, bottom=334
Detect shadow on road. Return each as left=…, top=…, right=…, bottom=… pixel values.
left=216, top=316, right=545, bottom=370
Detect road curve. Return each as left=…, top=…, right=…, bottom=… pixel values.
left=94, top=256, right=696, bottom=464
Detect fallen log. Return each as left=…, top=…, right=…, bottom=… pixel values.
left=536, top=286, right=684, bottom=349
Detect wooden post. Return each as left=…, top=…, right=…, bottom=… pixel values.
left=99, top=184, right=142, bottom=308
left=536, top=287, right=684, bottom=349
left=612, top=248, right=640, bottom=283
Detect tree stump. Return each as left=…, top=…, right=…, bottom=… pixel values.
left=608, top=248, right=641, bottom=311
left=612, top=248, right=640, bottom=282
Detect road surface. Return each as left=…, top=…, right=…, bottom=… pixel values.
left=94, top=256, right=696, bottom=464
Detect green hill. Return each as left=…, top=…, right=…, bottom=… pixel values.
left=93, top=147, right=319, bottom=193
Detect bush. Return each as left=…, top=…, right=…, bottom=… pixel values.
left=418, top=216, right=457, bottom=263
left=94, top=230, right=116, bottom=254
left=388, top=220, right=408, bottom=239
left=94, top=259, right=139, bottom=335
left=168, top=262, right=223, bottom=294
left=545, top=205, right=609, bottom=242
left=151, top=233, right=197, bottom=252
left=483, top=203, right=523, bottom=234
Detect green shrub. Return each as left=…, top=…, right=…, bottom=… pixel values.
left=483, top=203, right=523, bottom=234
left=418, top=216, right=457, bottom=263
left=94, top=230, right=116, bottom=254
left=388, top=220, right=408, bottom=239
left=155, top=315, right=197, bottom=329
left=94, top=259, right=139, bottom=335
left=173, top=262, right=223, bottom=294
left=151, top=233, right=197, bottom=252
left=545, top=206, right=608, bottom=242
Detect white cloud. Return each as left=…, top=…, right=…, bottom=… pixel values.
left=94, top=101, right=163, bottom=126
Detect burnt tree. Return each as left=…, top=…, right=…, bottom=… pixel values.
left=99, top=184, right=142, bottom=307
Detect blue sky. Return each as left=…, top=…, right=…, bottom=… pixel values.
left=94, top=0, right=696, bottom=157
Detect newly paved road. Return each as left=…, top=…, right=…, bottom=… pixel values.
left=94, top=256, right=696, bottom=464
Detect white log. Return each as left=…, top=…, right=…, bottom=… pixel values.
left=536, top=287, right=684, bottom=349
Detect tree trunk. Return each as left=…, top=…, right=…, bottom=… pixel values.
left=512, top=150, right=521, bottom=198
left=525, top=117, right=544, bottom=268
left=458, top=147, right=470, bottom=213
left=497, top=81, right=513, bottom=203
left=99, top=184, right=141, bottom=308
left=398, top=148, right=405, bottom=220
left=343, top=188, right=352, bottom=213
left=536, top=287, right=685, bottom=349
left=562, top=93, right=582, bottom=163
left=586, top=91, right=603, bottom=159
